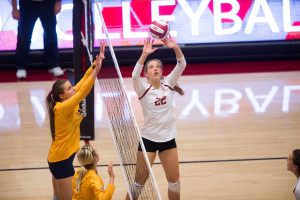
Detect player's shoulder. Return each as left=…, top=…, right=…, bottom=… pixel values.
left=142, top=81, right=151, bottom=89
left=85, top=169, right=97, bottom=177
left=161, top=77, right=172, bottom=86
left=53, top=102, right=61, bottom=112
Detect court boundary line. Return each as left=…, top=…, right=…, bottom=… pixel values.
left=0, top=157, right=287, bottom=172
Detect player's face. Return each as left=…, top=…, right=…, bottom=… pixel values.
left=61, top=81, right=76, bottom=101
left=287, top=152, right=295, bottom=172
left=145, top=60, right=162, bottom=81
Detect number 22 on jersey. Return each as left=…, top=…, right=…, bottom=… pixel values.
left=155, top=96, right=166, bottom=106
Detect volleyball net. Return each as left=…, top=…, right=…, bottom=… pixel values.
left=78, top=0, right=162, bottom=199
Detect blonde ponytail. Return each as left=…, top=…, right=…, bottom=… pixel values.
left=76, top=166, right=87, bottom=192
left=76, top=144, right=95, bottom=192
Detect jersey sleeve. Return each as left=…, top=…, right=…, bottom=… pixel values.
left=90, top=176, right=115, bottom=200
left=74, top=64, right=95, bottom=92
left=132, top=63, right=146, bottom=97
left=165, top=56, right=187, bottom=88
left=58, top=76, right=95, bottom=115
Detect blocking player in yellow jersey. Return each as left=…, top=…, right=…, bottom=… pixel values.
left=46, top=42, right=106, bottom=200
left=72, top=144, right=115, bottom=200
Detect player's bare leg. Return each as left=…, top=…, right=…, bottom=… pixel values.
left=55, top=176, right=73, bottom=200
left=159, top=148, right=180, bottom=200
left=126, top=151, right=156, bottom=200
left=52, top=175, right=60, bottom=199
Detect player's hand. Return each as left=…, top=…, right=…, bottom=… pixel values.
left=107, top=161, right=115, bottom=179
left=162, top=35, right=178, bottom=49
left=92, top=42, right=105, bottom=69
left=142, top=37, right=158, bottom=56
left=99, top=40, right=106, bottom=60
left=95, top=54, right=102, bottom=73
left=12, top=10, right=20, bottom=21
left=54, top=0, right=62, bottom=15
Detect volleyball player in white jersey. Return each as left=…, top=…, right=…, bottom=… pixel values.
left=287, top=149, right=300, bottom=200
left=126, top=36, right=186, bottom=200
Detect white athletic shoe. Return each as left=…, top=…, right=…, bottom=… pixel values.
left=49, top=66, right=64, bottom=77
left=16, top=69, right=27, bottom=79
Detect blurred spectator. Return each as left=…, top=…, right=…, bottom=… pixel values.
left=11, top=0, right=64, bottom=79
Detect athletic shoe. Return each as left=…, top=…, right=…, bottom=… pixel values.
left=49, top=66, right=64, bottom=77
left=16, top=69, right=27, bottom=79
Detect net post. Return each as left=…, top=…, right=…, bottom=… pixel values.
left=73, top=0, right=95, bottom=140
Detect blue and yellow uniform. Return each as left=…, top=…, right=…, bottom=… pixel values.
left=72, top=168, right=115, bottom=200
left=48, top=65, right=96, bottom=179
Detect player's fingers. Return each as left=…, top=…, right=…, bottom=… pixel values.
left=151, top=39, right=155, bottom=45
left=108, top=161, right=113, bottom=171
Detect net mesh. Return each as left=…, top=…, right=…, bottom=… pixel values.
left=92, top=1, right=161, bottom=199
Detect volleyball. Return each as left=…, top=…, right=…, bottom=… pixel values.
left=149, top=19, right=170, bottom=40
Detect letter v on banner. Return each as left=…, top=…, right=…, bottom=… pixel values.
left=73, top=0, right=95, bottom=140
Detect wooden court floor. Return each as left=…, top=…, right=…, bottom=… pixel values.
left=0, top=71, right=299, bottom=199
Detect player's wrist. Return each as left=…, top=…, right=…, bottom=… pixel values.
left=141, top=52, right=150, bottom=57
left=172, top=44, right=179, bottom=49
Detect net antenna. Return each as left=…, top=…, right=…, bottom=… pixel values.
left=81, top=0, right=162, bottom=199
left=81, top=0, right=93, bottom=65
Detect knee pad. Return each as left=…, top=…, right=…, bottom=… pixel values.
left=130, top=181, right=144, bottom=198
left=168, top=179, right=180, bottom=194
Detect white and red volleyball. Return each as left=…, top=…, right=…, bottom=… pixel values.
left=149, top=19, right=170, bottom=40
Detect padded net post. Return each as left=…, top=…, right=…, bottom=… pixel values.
left=73, top=0, right=95, bottom=140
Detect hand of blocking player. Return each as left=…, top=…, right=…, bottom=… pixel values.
left=99, top=40, right=106, bottom=60
left=93, top=41, right=105, bottom=71
left=94, top=55, right=102, bottom=73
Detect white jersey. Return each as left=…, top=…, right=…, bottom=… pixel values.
left=132, top=57, right=186, bottom=142
left=294, top=178, right=300, bottom=200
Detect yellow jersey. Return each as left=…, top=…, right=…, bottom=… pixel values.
left=72, top=168, right=115, bottom=200
left=48, top=66, right=95, bottom=163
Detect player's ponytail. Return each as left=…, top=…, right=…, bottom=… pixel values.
left=76, top=166, right=87, bottom=192
left=174, top=83, right=184, bottom=96
left=76, top=145, right=95, bottom=192
left=45, top=79, right=67, bottom=141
